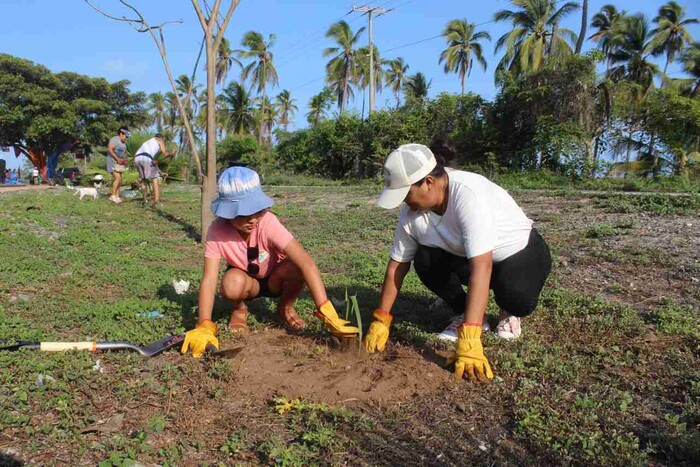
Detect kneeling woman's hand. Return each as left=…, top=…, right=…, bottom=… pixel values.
left=181, top=320, right=219, bottom=358
left=453, top=324, right=493, bottom=382
left=364, top=309, right=393, bottom=353
left=315, top=301, right=359, bottom=337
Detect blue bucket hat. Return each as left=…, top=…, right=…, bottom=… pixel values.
left=211, top=167, right=274, bottom=219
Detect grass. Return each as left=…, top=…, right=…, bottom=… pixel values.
left=0, top=184, right=698, bottom=465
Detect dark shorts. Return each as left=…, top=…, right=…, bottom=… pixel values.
left=225, top=265, right=280, bottom=298
left=413, top=228, right=552, bottom=317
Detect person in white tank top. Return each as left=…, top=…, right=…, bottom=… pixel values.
left=363, top=141, right=552, bottom=383
left=134, top=133, right=176, bottom=205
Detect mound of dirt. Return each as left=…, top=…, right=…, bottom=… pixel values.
left=217, top=329, right=450, bottom=404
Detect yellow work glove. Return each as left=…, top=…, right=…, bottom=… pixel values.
left=314, top=301, right=360, bottom=337
left=364, top=309, right=392, bottom=353
left=452, top=324, right=494, bottom=382
left=181, top=320, right=219, bottom=358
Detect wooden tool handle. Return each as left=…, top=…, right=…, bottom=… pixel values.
left=39, top=341, right=97, bottom=352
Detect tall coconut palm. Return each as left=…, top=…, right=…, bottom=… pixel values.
left=219, top=81, right=255, bottom=135
left=307, top=87, right=334, bottom=127
left=239, top=31, right=279, bottom=144
left=385, top=58, right=409, bottom=107
left=651, top=1, right=698, bottom=75
left=323, top=20, right=366, bottom=113
left=254, top=95, right=277, bottom=145
left=589, top=4, right=627, bottom=71
left=148, top=92, right=166, bottom=133
left=215, top=37, right=242, bottom=86
left=163, top=91, right=179, bottom=133
left=404, top=72, right=432, bottom=104
left=356, top=45, right=387, bottom=92
left=678, top=42, right=700, bottom=96
left=274, top=90, right=298, bottom=131
left=575, top=0, right=588, bottom=54
left=493, top=0, right=580, bottom=80
left=608, top=14, right=660, bottom=93
left=439, top=19, right=491, bottom=94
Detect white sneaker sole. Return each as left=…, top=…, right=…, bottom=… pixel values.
left=496, top=330, right=521, bottom=340
left=436, top=323, right=490, bottom=342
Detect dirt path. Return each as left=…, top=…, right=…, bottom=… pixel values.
left=0, top=184, right=55, bottom=195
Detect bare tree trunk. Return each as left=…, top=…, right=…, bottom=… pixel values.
left=192, top=0, right=240, bottom=241
left=575, top=0, right=588, bottom=54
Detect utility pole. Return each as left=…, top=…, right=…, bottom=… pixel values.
left=352, top=4, right=390, bottom=113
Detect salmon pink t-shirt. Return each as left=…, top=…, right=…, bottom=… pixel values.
left=204, top=212, right=294, bottom=279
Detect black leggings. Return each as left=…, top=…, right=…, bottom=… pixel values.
left=413, top=229, right=552, bottom=317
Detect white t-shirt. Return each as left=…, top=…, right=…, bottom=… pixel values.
left=390, top=170, right=533, bottom=263
left=135, top=138, right=160, bottom=158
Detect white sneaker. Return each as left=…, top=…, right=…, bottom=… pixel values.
left=496, top=315, right=522, bottom=340
left=437, top=315, right=490, bottom=342
left=109, top=195, right=120, bottom=204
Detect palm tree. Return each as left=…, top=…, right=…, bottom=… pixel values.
left=608, top=14, right=660, bottom=93
left=356, top=45, right=388, bottom=93
left=219, top=81, right=255, bottom=135
left=323, top=20, right=366, bottom=113
left=493, top=0, right=580, bottom=80
left=163, top=91, right=179, bottom=136
left=239, top=31, right=279, bottom=144
left=215, top=37, right=242, bottom=86
left=274, top=90, right=298, bottom=131
left=575, top=0, right=588, bottom=54
left=651, top=1, right=698, bottom=75
left=678, top=42, right=700, bottom=96
left=254, top=95, right=277, bottom=145
left=439, top=19, right=490, bottom=94
left=147, top=92, right=166, bottom=133
left=307, top=87, right=334, bottom=127
left=589, top=4, right=627, bottom=72
left=404, top=72, right=432, bottom=104
left=385, top=58, right=409, bottom=107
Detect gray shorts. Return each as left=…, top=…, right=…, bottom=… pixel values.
left=135, top=156, right=158, bottom=180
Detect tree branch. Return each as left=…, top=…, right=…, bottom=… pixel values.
left=213, top=1, right=239, bottom=51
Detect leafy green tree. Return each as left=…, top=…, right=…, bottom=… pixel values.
left=0, top=53, right=146, bottom=179
left=274, top=89, right=297, bottom=131
left=323, top=20, right=365, bottom=113
left=219, top=81, right=255, bottom=135
left=439, top=19, right=491, bottom=94
left=493, top=0, right=579, bottom=81
left=217, top=134, right=258, bottom=167
left=385, top=58, right=410, bottom=107
left=651, top=1, right=698, bottom=75
left=215, top=37, right=242, bottom=86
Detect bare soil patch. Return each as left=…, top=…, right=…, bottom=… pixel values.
left=218, top=328, right=450, bottom=404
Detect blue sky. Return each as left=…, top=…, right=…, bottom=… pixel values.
left=2, top=0, right=699, bottom=169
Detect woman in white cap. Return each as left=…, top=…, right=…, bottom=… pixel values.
left=182, top=166, right=359, bottom=358
left=364, top=141, right=551, bottom=381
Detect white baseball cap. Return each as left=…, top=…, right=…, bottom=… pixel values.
left=376, top=144, right=437, bottom=209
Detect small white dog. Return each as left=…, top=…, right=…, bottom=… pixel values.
left=73, top=186, right=100, bottom=200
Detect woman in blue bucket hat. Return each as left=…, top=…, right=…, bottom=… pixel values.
left=181, top=166, right=359, bottom=357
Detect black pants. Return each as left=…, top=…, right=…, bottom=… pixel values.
left=413, top=229, right=552, bottom=317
